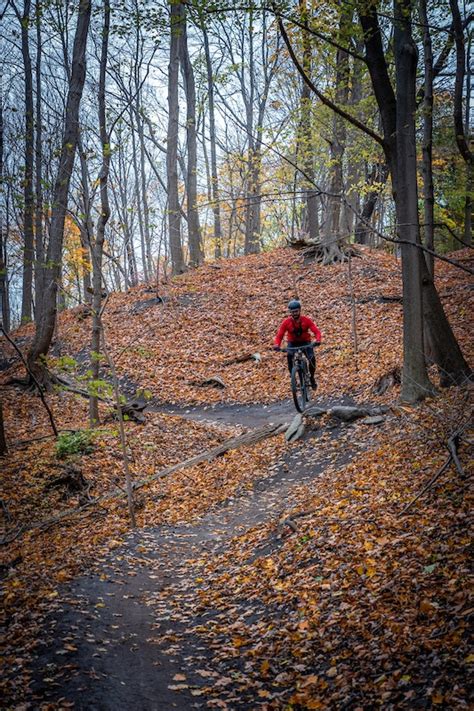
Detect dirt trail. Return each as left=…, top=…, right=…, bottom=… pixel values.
left=30, top=397, right=373, bottom=710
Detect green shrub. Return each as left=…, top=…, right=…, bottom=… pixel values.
left=55, top=430, right=94, bottom=460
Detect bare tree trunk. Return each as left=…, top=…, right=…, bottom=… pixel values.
left=449, top=0, right=472, bottom=246
left=243, top=9, right=263, bottom=255
left=180, top=4, right=203, bottom=267
left=394, top=0, right=434, bottom=402
left=463, top=29, right=472, bottom=246
left=77, top=133, right=93, bottom=303
left=34, top=0, right=45, bottom=317
left=15, top=0, right=35, bottom=323
left=344, top=39, right=365, bottom=237
left=0, top=97, right=9, bottom=332
left=202, top=22, right=223, bottom=258
left=419, top=0, right=435, bottom=275
left=27, top=0, right=91, bottom=385
left=130, top=108, right=149, bottom=282
left=167, top=1, right=185, bottom=274
left=137, top=112, right=153, bottom=278
left=320, top=6, right=351, bottom=262
left=299, top=0, right=318, bottom=241
left=354, top=163, right=389, bottom=244
left=90, top=0, right=111, bottom=426
left=115, top=134, right=138, bottom=286
left=0, top=399, right=7, bottom=455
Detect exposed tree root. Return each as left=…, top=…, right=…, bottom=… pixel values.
left=287, top=236, right=361, bottom=264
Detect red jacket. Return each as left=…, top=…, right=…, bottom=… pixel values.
left=274, top=315, right=322, bottom=347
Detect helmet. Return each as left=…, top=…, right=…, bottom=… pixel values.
left=288, top=299, right=301, bottom=310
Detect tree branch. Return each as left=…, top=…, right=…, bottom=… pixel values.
left=278, top=17, right=385, bottom=148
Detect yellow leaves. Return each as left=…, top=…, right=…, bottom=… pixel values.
left=355, top=559, right=377, bottom=578
left=431, top=691, right=444, bottom=705
left=419, top=599, right=438, bottom=615
left=231, top=636, right=247, bottom=648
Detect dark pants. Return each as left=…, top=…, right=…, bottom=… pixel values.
left=287, top=344, right=316, bottom=380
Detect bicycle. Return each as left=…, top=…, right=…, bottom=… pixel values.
left=280, top=343, right=318, bottom=413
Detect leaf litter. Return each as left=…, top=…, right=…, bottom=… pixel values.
left=0, top=246, right=472, bottom=708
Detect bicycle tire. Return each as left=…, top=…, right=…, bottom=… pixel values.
left=291, top=364, right=307, bottom=413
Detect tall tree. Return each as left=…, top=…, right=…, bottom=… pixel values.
left=357, top=0, right=470, bottom=392
left=419, top=0, right=435, bottom=275
left=12, top=0, right=35, bottom=322
left=298, top=0, right=319, bottom=242
left=449, top=0, right=472, bottom=246
left=34, top=0, right=45, bottom=316
left=90, top=0, right=111, bottom=426
left=167, top=0, right=186, bottom=274
left=200, top=17, right=223, bottom=257
left=27, top=0, right=92, bottom=384
left=180, top=3, right=203, bottom=267
left=392, top=0, right=434, bottom=401
left=0, top=95, right=9, bottom=332
left=320, top=3, right=352, bottom=263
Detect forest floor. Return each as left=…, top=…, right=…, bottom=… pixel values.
left=1, top=246, right=473, bottom=709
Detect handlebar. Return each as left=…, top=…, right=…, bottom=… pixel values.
left=278, top=342, right=320, bottom=353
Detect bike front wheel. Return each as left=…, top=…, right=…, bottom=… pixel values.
left=291, top=365, right=307, bottom=413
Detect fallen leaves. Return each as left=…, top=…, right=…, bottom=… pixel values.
left=1, top=245, right=472, bottom=708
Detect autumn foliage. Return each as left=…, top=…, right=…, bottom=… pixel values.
left=1, top=246, right=472, bottom=707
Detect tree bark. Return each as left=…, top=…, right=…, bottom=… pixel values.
left=34, top=0, right=45, bottom=317
left=89, top=0, right=111, bottom=426
left=202, top=21, right=223, bottom=258
left=419, top=0, right=435, bottom=275
left=0, top=399, right=7, bottom=455
left=27, top=0, right=92, bottom=384
left=77, top=133, right=93, bottom=303
left=137, top=111, right=153, bottom=278
left=180, top=4, right=203, bottom=267
left=393, top=0, right=434, bottom=401
left=354, top=163, right=389, bottom=244
left=130, top=107, right=149, bottom=281
left=0, top=96, right=9, bottom=332
left=449, top=0, right=472, bottom=246
left=17, top=0, right=35, bottom=323
left=167, top=1, right=186, bottom=274
left=299, top=0, right=319, bottom=241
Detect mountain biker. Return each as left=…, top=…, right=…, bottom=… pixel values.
left=273, top=299, right=322, bottom=389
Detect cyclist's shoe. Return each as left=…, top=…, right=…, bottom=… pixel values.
left=310, top=377, right=317, bottom=390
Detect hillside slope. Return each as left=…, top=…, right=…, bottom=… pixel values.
left=1, top=246, right=472, bottom=708
left=5, top=246, right=473, bottom=405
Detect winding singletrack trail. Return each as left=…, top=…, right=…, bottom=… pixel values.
left=30, top=396, right=374, bottom=710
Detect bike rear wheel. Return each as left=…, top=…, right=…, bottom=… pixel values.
left=291, top=364, right=307, bottom=413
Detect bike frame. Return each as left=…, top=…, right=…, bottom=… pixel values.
left=282, top=344, right=314, bottom=413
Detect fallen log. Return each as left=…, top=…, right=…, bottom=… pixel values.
left=189, top=375, right=226, bottom=389
left=222, top=353, right=261, bottom=367
left=1, top=421, right=288, bottom=544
